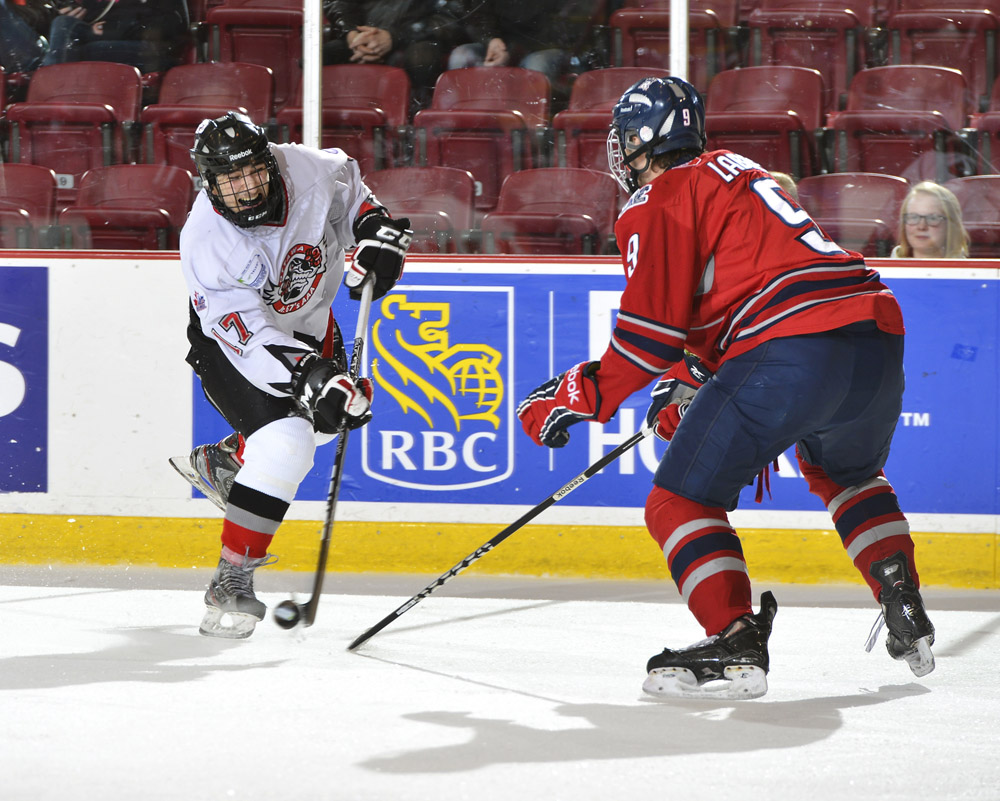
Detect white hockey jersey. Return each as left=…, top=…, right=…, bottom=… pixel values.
left=180, top=144, right=375, bottom=397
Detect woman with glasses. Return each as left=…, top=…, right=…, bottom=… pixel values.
left=891, top=181, right=969, bottom=259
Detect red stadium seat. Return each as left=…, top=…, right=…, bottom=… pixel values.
left=0, top=164, right=57, bottom=248
left=889, top=5, right=1000, bottom=113
left=705, top=65, right=825, bottom=178
left=828, top=65, right=972, bottom=183
left=413, top=67, right=551, bottom=212
left=206, top=0, right=302, bottom=111
left=5, top=62, right=143, bottom=205
left=57, top=164, right=194, bottom=250
left=609, top=6, right=730, bottom=95
left=622, top=0, right=740, bottom=27
left=796, top=172, right=910, bottom=256
left=945, top=176, right=1000, bottom=258
left=748, top=1, right=873, bottom=113
left=552, top=67, right=670, bottom=173
left=140, top=62, right=275, bottom=172
left=968, top=78, right=1000, bottom=173
left=480, top=168, right=621, bottom=255
left=277, top=65, right=411, bottom=175
left=363, top=166, right=476, bottom=253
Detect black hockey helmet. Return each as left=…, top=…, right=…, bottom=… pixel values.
left=191, top=111, right=283, bottom=228
left=607, top=76, right=707, bottom=194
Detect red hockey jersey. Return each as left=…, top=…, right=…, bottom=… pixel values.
left=594, top=150, right=905, bottom=418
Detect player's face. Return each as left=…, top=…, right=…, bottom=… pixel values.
left=903, top=192, right=948, bottom=258
left=214, top=161, right=271, bottom=214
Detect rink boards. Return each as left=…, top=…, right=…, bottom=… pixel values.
left=1, top=253, right=997, bottom=587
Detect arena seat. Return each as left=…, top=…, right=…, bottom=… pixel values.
left=57, top=164, right=194, bottom=250
left=4, top=62, right=143, bottom=206
left=552, top=67, right=670, bottom=174
left=277, top=64, right=411, bottom=175
left=206, top=0, right=302, bottom=111
left=945, top=175, right=1000, bottom=258
left=796, top=171, right=910, bottom=256
left=747, top=0, right=873, bottom=113
left=0, top=164, right=58, bottom=249
left=609, top=6, right=730, bottom=95
left=705, top=65, right=825, bottom=178
left=888, top=4, right=1000, bottom=113
left=968, top=77, right=1000, bottom=173
left=413, top=67, right=551, bottom=213
left=363, top=166, right=476, bottom=254
left=828, top=65, right=972, bottom=183
left=140, top=62, right=274, bottom=172
left=480, top=168, right=621, bottom=255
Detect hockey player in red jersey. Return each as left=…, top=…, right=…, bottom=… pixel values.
left=170, top=112, right=412, bottom=638
left=517, top=76, right=935, bottom=699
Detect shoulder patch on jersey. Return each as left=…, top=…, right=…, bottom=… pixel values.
left=237, top=254, right=267, bottom=289
left=621, top=185, right=652, bottom=215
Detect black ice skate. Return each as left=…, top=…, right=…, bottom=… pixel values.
left=169, top=433, right=242, bottom=511
left=865, top=551, right=936, bottom=677
left=200, top=551, right=276, bottom=639
left=643, top=591, right=778, bottom=701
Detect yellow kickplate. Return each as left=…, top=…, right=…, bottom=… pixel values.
left=0, top=515, right=995, bottom=589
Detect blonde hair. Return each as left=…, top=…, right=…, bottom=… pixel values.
left=895, top=181, right=969, bottom=258
left=770, top=171, right=798, bottom=200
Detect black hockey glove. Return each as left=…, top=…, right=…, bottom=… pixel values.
left=292, top=353, right=373, bottom=434
left=644, top=353, right=712, bottom=442
left=346, top=211, right=413, bottom=301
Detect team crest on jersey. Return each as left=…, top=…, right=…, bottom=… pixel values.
left=360, top=287, right=514, bottom=490
left=622, top=184, right=652, bottom=214
left=262, top=242, right=326, bottom=314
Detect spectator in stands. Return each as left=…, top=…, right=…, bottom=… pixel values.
left=0, top=0, right=57, bottom=72
left=446, top=0, right=605, bottom=85
left=39, top=0, right=189, bottom=74
left=770, top=171, right=799, bottom=201
left=891, top=181, right=969, bottom=259
left=323, top=0, right=466, bottom=112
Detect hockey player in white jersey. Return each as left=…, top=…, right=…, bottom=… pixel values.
left=170, top=111, right=412, bottom=638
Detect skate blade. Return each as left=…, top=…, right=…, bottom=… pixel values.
left=902, top=636, right=935, bottom=677
left=199, top=606, right=259, bottom=639
left=643, top=665, right=769, bottom=701
left=169, top=455, right=226, bottom=512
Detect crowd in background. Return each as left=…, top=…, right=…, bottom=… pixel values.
left=0, top=0, right=990, bottom=257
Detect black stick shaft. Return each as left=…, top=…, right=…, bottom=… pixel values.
left=347, top=427, right=650, bottom=650
left=302, top=276, right=375, bottom=626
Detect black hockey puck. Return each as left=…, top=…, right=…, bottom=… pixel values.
left=273, top=600, right=303, bottom=629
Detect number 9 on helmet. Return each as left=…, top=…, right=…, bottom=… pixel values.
left=607, top=76, right=707, bottom=195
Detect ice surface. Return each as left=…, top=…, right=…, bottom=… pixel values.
left=1, top=574, right=998, bottom=801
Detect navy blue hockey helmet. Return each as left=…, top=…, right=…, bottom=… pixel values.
left=191, top=111, right=283, bottom=228
left=607, top=76, right=707, bottom=194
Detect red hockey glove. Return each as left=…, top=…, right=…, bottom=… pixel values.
left=346, top=211, right=413, bottom=301
left=644, top=353, right=711, bottom=442
left=517, top=361, right=601, bottom=448
left=293, top=353, right=374, bottom=434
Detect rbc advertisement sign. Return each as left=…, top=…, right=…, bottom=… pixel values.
left=0, top=266, right=48, bottom=492
left=189, top=265, right=999, bottom=517
left=360, top=286, right=514, bottom=490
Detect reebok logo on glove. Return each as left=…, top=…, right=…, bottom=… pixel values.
left=517, top=361, right=602, bottom=448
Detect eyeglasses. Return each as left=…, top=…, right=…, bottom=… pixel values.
left=903, top=213, right=946, bottom=227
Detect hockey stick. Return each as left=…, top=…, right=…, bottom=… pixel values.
left=347, top=425, right=652, bottom=650
left=273, top=274, right=375, bottom=629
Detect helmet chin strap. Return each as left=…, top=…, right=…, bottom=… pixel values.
left=624, top=147, right=655, bottom=191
